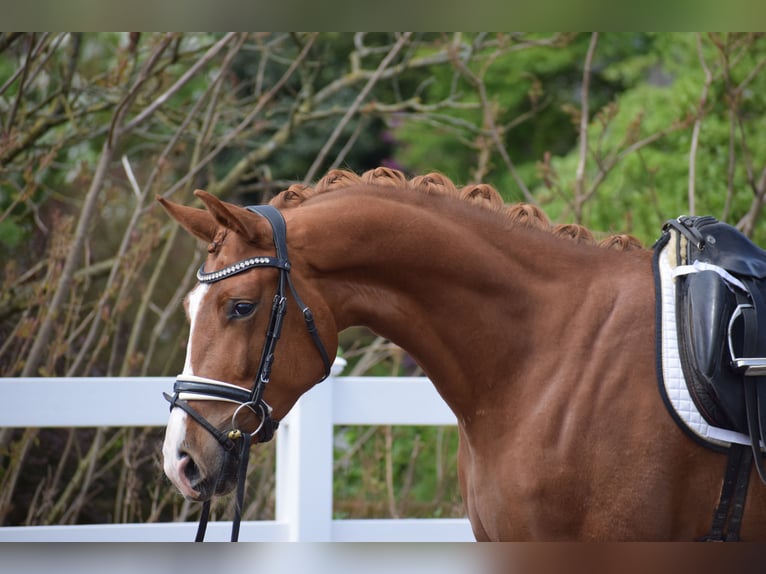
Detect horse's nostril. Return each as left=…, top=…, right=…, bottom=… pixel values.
left=184, top=455, right=200, bottom=484
left=179, top=452, right=200, bottom=484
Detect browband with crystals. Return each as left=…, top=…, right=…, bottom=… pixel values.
left=197, top=256, right=290, bottom=283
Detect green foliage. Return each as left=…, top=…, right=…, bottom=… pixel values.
left=392, top=32, right=766, bottom=245
left=333, top=425, right=462, bottom=518
left=0, top=218, right=25, bottom=248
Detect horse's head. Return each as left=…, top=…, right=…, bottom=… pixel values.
left=158, top=190, right=335, bottom=501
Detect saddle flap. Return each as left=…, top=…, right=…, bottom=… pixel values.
left=677, top=269, right=746, bottom=432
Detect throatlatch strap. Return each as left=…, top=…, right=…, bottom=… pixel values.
left=286, top=273, right=332, bottom=378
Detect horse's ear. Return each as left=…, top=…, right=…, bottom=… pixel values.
left=194, top=189, right=267, bottom=244
left=157, top=194, right=217, bottom=242
left=158, top=190, right=268, bottom=244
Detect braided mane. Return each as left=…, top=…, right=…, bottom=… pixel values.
left=268, top=167, right=643, bottom=251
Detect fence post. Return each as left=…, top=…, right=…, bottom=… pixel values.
left=275, top=357, right=345, bottom=541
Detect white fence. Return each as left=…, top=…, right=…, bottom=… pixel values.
left=0, top=359, right=474, bottom=542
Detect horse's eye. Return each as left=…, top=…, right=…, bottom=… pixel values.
left=229, top=301, right=256, bottom=319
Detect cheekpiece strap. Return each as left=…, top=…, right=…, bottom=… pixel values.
left=246, top=205, right=289, bottom=260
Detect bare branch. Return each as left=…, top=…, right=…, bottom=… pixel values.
left=448, top=39, right=535, bottom=203
left=161, top=33, right=319, bottom=199
left=119, top=33, right=239, bottom=136
left=584, top=115, right=693, bottom=206
left=574, top=33, right=599, bottom=222
left=304, top=32, right=413, bottom=183
left=122, top=155, right=142, bottom=200
left=688, top=33, right=714, bottom=216
left=22, top=35, right=178, bottom=377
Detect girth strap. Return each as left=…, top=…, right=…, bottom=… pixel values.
left=702, top=443, right=753, bottom=541
left=736, top=281, right=766, bottom=483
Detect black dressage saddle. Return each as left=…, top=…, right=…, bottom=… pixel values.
left=664, top=215, right=766, bottom=481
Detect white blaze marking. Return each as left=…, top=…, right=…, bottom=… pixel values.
left=162, top=408, right=191, bottom=492
left=182, top=282, right=209, bottom=377
left=162, top=282, right=209, bottom=496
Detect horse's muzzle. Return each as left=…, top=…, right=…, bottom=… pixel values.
left=168, top=447, right=239, bottom=501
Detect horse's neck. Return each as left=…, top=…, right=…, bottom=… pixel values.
left=293, top=191, right=649, bottom=419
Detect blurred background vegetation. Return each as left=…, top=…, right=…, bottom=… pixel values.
left=2, top=32, right=766, bottom=527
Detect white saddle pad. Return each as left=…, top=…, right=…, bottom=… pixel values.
left=656, top=236, right=756, bottom=449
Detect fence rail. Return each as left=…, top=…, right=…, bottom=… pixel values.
left=0, top=360, right=474, bottom=542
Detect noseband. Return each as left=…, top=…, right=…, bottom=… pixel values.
left=163, top=205, right=332, bottom=541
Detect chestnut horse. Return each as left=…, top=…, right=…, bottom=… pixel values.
left=159, top=185, right=766, bottom=540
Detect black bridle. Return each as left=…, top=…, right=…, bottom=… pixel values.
left=163, top=205, right=332, bottom=542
